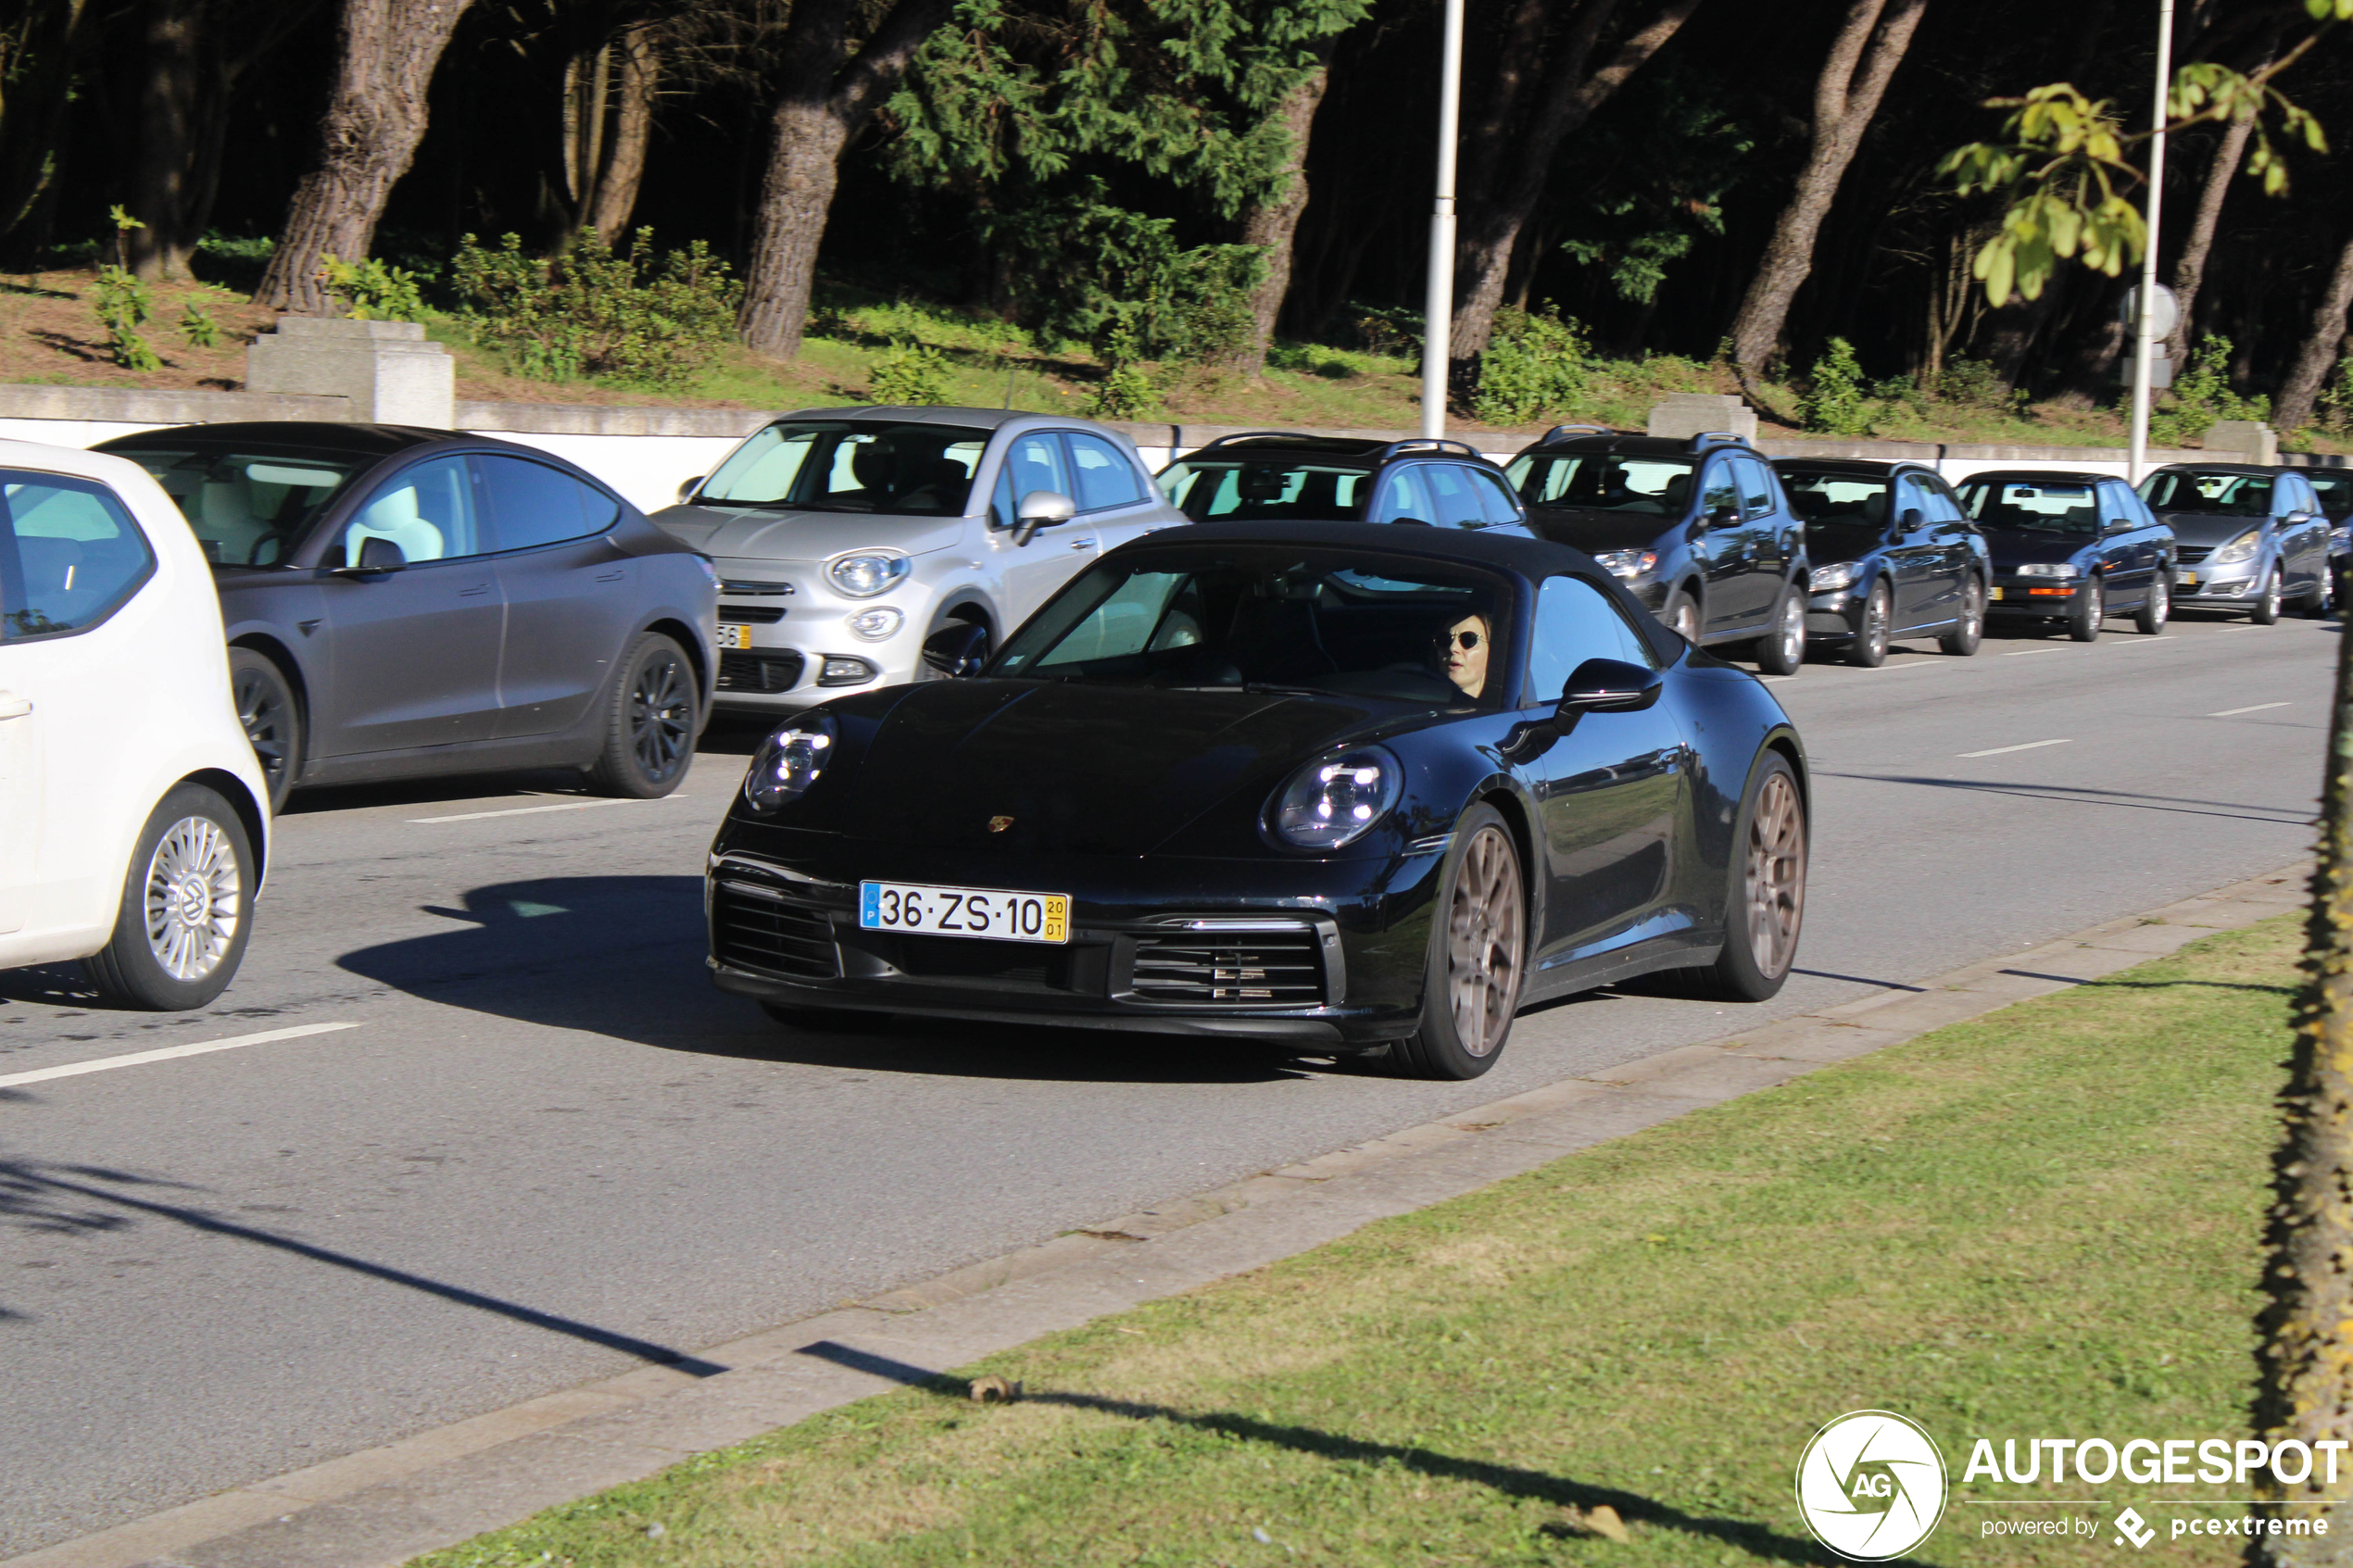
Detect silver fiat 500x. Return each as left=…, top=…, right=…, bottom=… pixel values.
left=653, top=408, right=1185, bottom=713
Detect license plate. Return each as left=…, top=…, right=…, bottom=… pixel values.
left=717, top=624, right=750, bottom=650
left=2177, top=572, right=2197, bottom=588
left=1987, top=586, right=2004, bottom=601
left=860, top=881, right=1070, bottom=944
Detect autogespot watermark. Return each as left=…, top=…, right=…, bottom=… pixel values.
left=1794, top=1411, right=2343, bottom=1560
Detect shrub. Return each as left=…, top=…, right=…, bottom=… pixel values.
left=450, top=228, right=740, bottom=388
left=1932, top=358, right=2019, bottom=412
left=868, top=341, right=953, bottom=406
left=2149, top=334, right=2269, bottom=448
left=2316, top=353, right=2353, bottom=435
left=320, top=255, right=426, bottom=321
left=91, top=266, right=161, bottom=371
left=179, top=299, right=221, bottom=348
left=989, top=196, right=1262, bottom=367
left=193, top=232, right=274, bottom=292
left=1085, top=329, right=1159, bottom=420
left=1798, top=337, right=1872, bottom=436
left=1470, top=305, right=1590, bottom=425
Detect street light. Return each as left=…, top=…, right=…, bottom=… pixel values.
left=1420, top=0, right=1466, bottom=440
left=2127, top=0, right=2175, bottom=483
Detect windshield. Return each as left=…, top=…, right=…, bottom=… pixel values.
left=1779, top=470, right=1891, bottom=546
left=2311, top=472, right=2353, bottom=520
left=115, top=447, right=359, bottom=567
left=1157, top=459, right=1371, bottom=521
left=993, top=547, right=1508, bottom=706
left=697, top=421, right=986, bottom=515
left=1961, top=480, right=2099, bottom=537
left=1504, top=452, right=1693, bottom=517
left=2141, top=469, right=2272, bottom=517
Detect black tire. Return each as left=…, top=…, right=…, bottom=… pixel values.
left=759, top=999, right=896, bottom=1033
left=1680, top=753, right=1806, bottom=1003
left=1662, top=589, right=1702, bottom=646
left=2304, top=568, right=2334, bottom=620
left=2251, top=567, right=2284, bottom=625
left=1382, top=804, right=1527, bottom=1080
left=1941, top=575, right=1985, bottom=656
left=1753, top=583, right=1806, bottom=675
left=587, top=632, right=697, bottom=798
left=228, top=647, right=301, bottom=814
left=1847, top=582, right=1891, bottom=667
left=2067, top=575, right=2104, bottom=642
left=82, top=783, right=256, bottom=1010
left=2135, top=571, right=2171, bottom=634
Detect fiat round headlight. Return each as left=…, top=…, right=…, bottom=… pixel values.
left=846, top=607, right=903, bottom=642
left=743, top=716, right=836, bottom=812
left=828, top=553, right=911, bottom=597
left=2211, top=529, right=2260, bottom=565
left=1808, top=561, right=1858, bottom=593
left=1271, top=746, right=1403, bottom=851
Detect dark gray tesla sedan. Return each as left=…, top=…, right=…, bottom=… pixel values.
left=96, top=422, right=716, bottom=809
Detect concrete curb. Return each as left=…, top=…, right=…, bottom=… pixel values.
left=11, top=863, right=2310, bottom=1568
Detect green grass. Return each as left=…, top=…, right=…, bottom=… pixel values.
left=409, top=916, right=2303, bottom=1568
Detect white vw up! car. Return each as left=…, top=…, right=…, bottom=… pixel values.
left=652, top=408, right=1184, bottom=713
left=0, top=440, right=270, bottom=1009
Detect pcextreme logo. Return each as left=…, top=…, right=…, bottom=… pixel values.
left=1794, top=1410, right=1950, bottom=1562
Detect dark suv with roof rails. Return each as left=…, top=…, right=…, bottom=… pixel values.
left=1155, top=433, right=1535, bottom=536
left=1502, top=426, right=1809, bottom=674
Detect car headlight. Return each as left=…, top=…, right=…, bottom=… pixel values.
left=846, top=607, right=903, bottom=642
left=2333, top=523, right=2350, bottom=552
left=828, top=553, right=911, bottom=597
left=2210, top=529, right=2260, bottom=565
left=743, top=716, right=836, bottom=812
left=1592, top=548, right=1658, bottom=582
left=1270, top=746, right=1403, bottom=851
left=1808, top=561, right=1858, bottom=593
left=2015, top=562, right=2080, bottom=579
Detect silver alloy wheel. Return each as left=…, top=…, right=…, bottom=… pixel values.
left=1744, top=771, right=1806, bottom=981
left=143, top=815, right=243, bottom=982
left=1445, top=824, right=1525, bottom=1059
left=1671, top=598, right=1700, bottom=643
left=629, top=650, right=692, bottom=780
left=2147, top=574, right=2170, bottom=628
left=1777, top=590, right=1805, bottom=664
left=1860, top=583, right=1890, bottom=660
left=2260, top=569, right=2283, bottom=621
left=2082, top=577, right=2103, bottom=622
left=1959, top=577, right=1984, bottom=639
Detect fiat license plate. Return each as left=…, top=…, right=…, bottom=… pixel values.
left=717, top=624, right=751, bottom=650
left=860, top=881, right=1070, bottom=944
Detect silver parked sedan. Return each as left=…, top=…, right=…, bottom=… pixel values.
left=2139, top=463, right=2333, bottom=621
left=652, top=408, right=1185, bottom=713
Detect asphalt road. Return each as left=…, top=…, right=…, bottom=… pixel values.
left=0, top=609, right=2334, bottom=1556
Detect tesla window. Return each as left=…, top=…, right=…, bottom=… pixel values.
left=1158, top=459, right=1370, bottom=521
left=2141, top=469, right=2275, bottom=516
left=1505, top=452, right=1693, bottom=516
left=698, top=421, right=986, bottom=516
left=0, top=473, right=156, bottom=639
left=117, top=447, right=359, bottom=567
left=1962, top=481, right=2099, bottom=535
left=995, top=547, right=1505, bottom=705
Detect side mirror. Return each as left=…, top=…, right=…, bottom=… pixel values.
left=2104, top=518, right=2134, bottom=536
left=921, top=621, right=991, bottom=678
left=1012, top=489, right=1076, bottom=547
left=1556, top=657, right=1662, bottom=719
left=1706, top=504, right=1741, bottom=530
left=342, top=535, right=406, bottom=575
left=676, top=475, right=705, bottom=504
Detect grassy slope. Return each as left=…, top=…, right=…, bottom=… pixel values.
left=411, top=916, right=2302, bottom=1568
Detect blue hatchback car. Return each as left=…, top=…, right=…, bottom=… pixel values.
left=1954, top=470, right=2174, bottom=642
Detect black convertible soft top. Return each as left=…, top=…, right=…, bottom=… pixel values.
left=1104, top=519, right=1686, bottom=665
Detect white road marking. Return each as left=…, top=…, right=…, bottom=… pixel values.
left=2002, top=646, right=2067, bottom=657
left=2208, top=701, right=2291, bottom=717
left=0, top=1022, right=360, bottom=1089
left=2111, top=636, right=2182, bottom=647
left=412, top=797, right=690, bottom=824
left=1957, top=737, right=2072, bottom=758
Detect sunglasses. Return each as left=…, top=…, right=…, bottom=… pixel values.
left=1436, top=630, right=1482, bottom=651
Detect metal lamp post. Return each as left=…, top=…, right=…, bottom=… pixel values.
left=2127, top=0, right=2175, bottom=483
left=1420, top=0, right=1466, bottom=439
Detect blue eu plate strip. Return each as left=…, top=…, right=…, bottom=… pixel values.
left=859, top=882, right=880, bottom=927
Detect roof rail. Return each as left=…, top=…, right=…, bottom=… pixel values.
left=1191, top=431, right=1325, bottom=451
left=1689, top=430, right=1750, bottom=449
left=1375, top=436, right=1483, bottom=462
left=1539, top=423, right=1620, bottom=444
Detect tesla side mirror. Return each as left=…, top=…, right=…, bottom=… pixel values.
left=341, top=536, right=406, bottom=575
left=1012, top=490, right=1076, bottom=547
left=1556, top=657, right=1662, bottom=719
left=921, top=621, right=991, bottom=678
left=676, top=475, right=704, bottom=504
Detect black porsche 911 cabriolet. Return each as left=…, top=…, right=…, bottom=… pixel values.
left=703, top=522, right=1807, bottom=1079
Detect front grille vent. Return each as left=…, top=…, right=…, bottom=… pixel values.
left=2176, top=546, right=2211, bottom=565
left=721, top=579, right=794, bottom=596
left=712, top=881, right=837, bottom=978
left=718, top=650, right=805, bottom=694
left=1130, top=929, right=1324, bottom=1006
left=721, top=605, right=787, bottom=625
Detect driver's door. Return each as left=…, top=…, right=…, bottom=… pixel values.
left=986, top=433, right=1097, bottom=628
left=1694, top=459, right=1761, bottom=636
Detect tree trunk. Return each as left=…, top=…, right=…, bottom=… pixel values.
left=255, top=0, right=476, bottom=314
left=736, top=0, right=957, bottom=359
left=2257, top=621, right=2353, bottom=1566
left=585, top=23, right=658, bottom=247
left=1446, top=0, right=1705, bottom=364
left=2274, top=233, right=2353, bottom=432
left=128, top=0, right=205, bottom=279
left=2164, top=113, right=2257, bottom=364
left=0, top=0, right=99, bottom=263
left=1232, top=62, right=1331, bottom=375
left=1727, top=0, right=1928, bottom=377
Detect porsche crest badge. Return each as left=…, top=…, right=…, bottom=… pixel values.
left=988, top=815, right=1015, bottom=833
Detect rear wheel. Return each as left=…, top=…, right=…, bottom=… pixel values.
left=587, top=633, right=696, bottom=797
left=1847, top=583, right=1891, bottom=667
left=2251, top=567, right=2284, bottom=625
left=2135, top=571, right=2171, bottom=634
left=1682, top=754, right=1806, bottom=1002
left=229, top=648, right=300, bottom=813
left=1754, top=584, right=1806, bottom=675
left=2304, top=569, right=2334, bottom=619
left=1384, top=806, right=1526, bottom=1080
left=83, top=784, right=255, bottom=1010
left=1941, top=576, right=1985, bottom=656
left=2067, top=575, right=2104, bottom=642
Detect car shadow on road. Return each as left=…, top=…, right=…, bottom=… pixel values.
left=336, top=875, right=1317, bottom=1085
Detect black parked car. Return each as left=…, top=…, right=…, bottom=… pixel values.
left=705, top=521, right=1808, bottom=1080
left=1155, top=433, right=1534, bottom=533
left=1954, top=469, right=2173, bottom=641
left=1503, top=427, right=1810, bottom=675
left=1769, top=458, right=1991, bottom=665
left=97, top=422, right=717, bottom=809
left=2138, top=463, right=2332, bottom=621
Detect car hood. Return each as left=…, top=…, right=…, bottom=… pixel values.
left=1524, top=508, right=1677, bottom=554
left=1981, top=529, right=2095, bottom=569
left=834, top=679, right=1402, bottom=856
left=2151, top=512, right=2262, bottom=548
left=650, top=502, right=965, bottom=562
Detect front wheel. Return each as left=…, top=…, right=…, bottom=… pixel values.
left=587, top=632, right=697, bottom=797
left=229, top=648, right=301, bottom=813
left=83, top=784, right=256, bottom=1010
left=1846, top=582, right=1891, bottom=667
left=1662, top=590, right=1702, bottom=646
left=1941, top=576, right=1985, bottom=656
left=1384, top=805, right=1526, bottom=1080
left=2135, top=572, right=2171, bottom=634
left=2068, top=576, right=2104, bottom=642
left=1754, top=585, right=1806, bottom=675
left=2251, top=567, right=2284, bottom=625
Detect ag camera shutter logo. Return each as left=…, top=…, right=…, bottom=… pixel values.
left=1794, top=1410, right=1949, bottom=1561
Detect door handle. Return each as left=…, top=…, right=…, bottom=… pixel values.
left=459, top=582, right=492, bottom=596
left=0, top=694, right=29, bottom=720
left=595, top=569, right=625, bottom=582
left=1069, top=539, right=1092, bottom=550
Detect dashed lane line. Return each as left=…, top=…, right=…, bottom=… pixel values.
left=2209, top=701, right=2292, bottom=718
left=1957, top=737, right=2072, bottom=759
left=411, top=797, right=692, bottom=824
left=0, top=1022, right=361, bottom=1089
